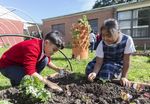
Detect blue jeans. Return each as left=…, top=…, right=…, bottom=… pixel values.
left=0, top=57, right=48, bottom=86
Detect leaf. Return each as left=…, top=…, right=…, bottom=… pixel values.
left=19, top=75, right=51, bottom=103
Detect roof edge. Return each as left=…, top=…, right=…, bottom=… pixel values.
left=42, top=1, right=139, bottom=21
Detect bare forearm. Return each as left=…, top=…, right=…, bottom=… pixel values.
left=31, top=72, right=55, bottom=85
left=122, top=54, right=130, bottom=78
left=47, top=62, right=60, bottom=72
left=122, top=63, right=129, bottom=78
left=31, top=72, right=63, bottom=91
left=93, top=57, right=103, bottom=74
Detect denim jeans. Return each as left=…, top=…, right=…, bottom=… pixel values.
left=0, top=57, right=48, bottom=86
left=90, top=42, right=95, bottom=52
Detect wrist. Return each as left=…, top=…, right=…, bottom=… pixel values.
left=41, top=77, right=48, bottom=84
left=121, top=75, right=127, bottom=78
left=121, top=72, right=127, bottom=78
left=55, top=67, right=61, bottom=72
left=121, top=77, right=128, bottom=81
left=93, top=70, right=98, bottom=74
left=92, top=71, right=97, bottom=75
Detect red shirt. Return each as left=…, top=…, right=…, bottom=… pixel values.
left=96, top=34, right=102, bottom=42
left=0, top=39, right=50, bottom=75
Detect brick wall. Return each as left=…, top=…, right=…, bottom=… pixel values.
left=134, top=39, right=150, bottom=49
left=43, top=8, right=115, bottom=44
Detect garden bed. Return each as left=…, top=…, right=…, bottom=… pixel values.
left=0, top=73, right=150, bottom=104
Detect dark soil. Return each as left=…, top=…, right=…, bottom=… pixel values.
left=0, top=72, right=150, bottom=104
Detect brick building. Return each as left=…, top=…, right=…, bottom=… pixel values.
left=42, top=0, right=150, bottom=49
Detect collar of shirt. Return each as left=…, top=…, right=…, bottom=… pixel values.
left=38, top=40, right=45, bottom=62
left=104, top=33, right=123, bottom=46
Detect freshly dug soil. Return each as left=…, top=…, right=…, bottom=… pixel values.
left=0, top=72, right=150, bottom=104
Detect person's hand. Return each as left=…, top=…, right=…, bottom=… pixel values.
left=120, top=77, right=131, bottom=87
left=58, top=67, right=70, bottom=74
left=46, top=81, right=63, bottom=92
left=88, top=72, right=97, bottom=82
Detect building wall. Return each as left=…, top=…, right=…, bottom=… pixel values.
left=43, top=8, right=115, bottom=43
left=134, top=39, right=150, bottom=49
left=42, top=1, right=150, bottom=49
left=0, top=18, right=24, bottom=47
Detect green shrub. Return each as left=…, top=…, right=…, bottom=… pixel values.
left=0, top=100, right=12, bottom=104
left=20, top=76, right=51, bottom=103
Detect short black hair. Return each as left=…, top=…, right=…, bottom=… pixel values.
left=91, top=30, right=93, bottom=33
left=101, top=18, right=119, bottom=36
left=44, top=30, right=64, bottom=49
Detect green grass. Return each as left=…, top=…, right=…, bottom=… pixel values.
left=0, top=47, right=150, bottom=90
left=0, top=48, right=11, bottom=90
left=0, top=47, right=7, bottom=57
left=129, top=56, right=150, bottom=82
left=0, top=100, right=12, bottom=104
left=41, top=48, right=95, bottom=76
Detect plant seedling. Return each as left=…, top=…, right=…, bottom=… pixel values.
left=19, top=75, right=52, bottom=103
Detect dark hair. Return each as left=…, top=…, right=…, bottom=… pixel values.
left=44, top=30, right=64, bottom=49
left=101, top=18, right=119, bottom=36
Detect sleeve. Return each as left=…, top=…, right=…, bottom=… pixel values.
left=23, top=45, right=39, bottom=75
left=124, top=36, right=136, bottom=54
left=96, top=41, right=104, bottom=58
left=47, top=56, right=51, bottom=63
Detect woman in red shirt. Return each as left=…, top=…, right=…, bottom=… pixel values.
left=0, top=31, right=64, bottom=92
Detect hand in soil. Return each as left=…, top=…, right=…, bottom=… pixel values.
left=88, top=72, right=96, bottom=82
left=58, top=67, right=71, bottom=76
left=1, top=73, right=150, bottom=104
left=120, top=77, right=131, bottom=87
left=46, top=81, right=63, bottom=92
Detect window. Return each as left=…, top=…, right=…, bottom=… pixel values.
left=133, top=10, right=138, bottom=19
left=117, top=7, right=150, bottom=38
left=88, top=19, right=98, bottom=33
left=133, top=8, right=150, bottom=38
left=118, top=11, right=132, bottom=35
left=118, top=11, right=132, bottom=20
left=119, top=21, right=131, bottom=29
left=51, top=23, right=65, bottom=36
left=138, top=9, right=150, bottom=18
left=122, top=29, right=131, bottom=36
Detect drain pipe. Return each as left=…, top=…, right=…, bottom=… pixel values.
left=144, top=43, right=147, bottom=52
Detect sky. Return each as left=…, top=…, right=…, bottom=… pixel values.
left=0, top=0, right=96, bottom=23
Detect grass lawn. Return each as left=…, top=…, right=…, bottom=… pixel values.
left=0, top=47, right=150, bottom=90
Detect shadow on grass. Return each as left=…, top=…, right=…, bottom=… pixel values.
left=51, top=57, right=72, bottom=61
left=147, top=57, right=150, bottom=63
